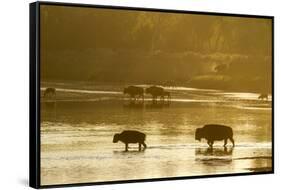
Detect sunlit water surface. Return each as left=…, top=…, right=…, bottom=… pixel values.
left=40, top=84, right=272, bottom=185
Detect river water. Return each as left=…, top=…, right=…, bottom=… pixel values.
left=40, top=83, right=272, bottom=185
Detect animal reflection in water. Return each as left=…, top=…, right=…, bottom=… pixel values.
left=258, top=93, right=268, bottom=100
left=146, top=101, right=170, bottom=109
left=123, top=101, right=145, bottom=109
left=44, top=101, right=57, bottom=110
left=195, top=124, right=235, bottom=148
left=123, top=86, right=144, bottom=103
left=195, top=147, right=233, bottom=166
left=113, top=130, right=147, bottom=152
left=195, top=147, right=233, bottom=156
left=123, top=100, right=170, bottom=109
left=145, top=86, right=171, bottom=104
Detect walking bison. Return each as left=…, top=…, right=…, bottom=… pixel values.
left=113, top=130, right=147, bottom=151
left=124, top=86, right=144, bottom=102
left=44, top=87, right=56, bottom=98
left=145, top=86, right=170, bottom=103
left=195, top=124, right=235, bottom=147
left=258, top=93, right=268, bottom=100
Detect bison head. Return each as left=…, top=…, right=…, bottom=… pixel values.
left=113, top=133, right=120, bottom=143
left=195, top=128, right=203, bottom=141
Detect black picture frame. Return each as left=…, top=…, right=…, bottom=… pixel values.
left=29, top=1, right=274, bottom=189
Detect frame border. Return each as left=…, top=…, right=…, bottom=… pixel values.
left=29, top=1, right=274, bottom=189
left=30, top=2, right=41, bottom=188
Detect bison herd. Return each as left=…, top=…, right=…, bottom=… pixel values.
left=119, top=86, right=238, bottom=151
left=123, top=85, right=171, bottom=104
left=43, top=86, right=270, bottom=152
left=113, top=124, right=235, bottom=151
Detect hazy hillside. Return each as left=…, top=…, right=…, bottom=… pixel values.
left=40, top=5, right=272, bottom=93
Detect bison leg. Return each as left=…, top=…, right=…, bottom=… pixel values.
left=229, top=137, right=235, bottom=147
left=210, top=141, right=214, bottom=147
left=224, top=139, right=228, bottom=147
left=125, top=143, right=128, bottom=152
left=161, top=95, right=164, bottom=102
left=142, top=142, right=147, bottom=149
left=207, top=140, right=213, bottom=148
left=138, top=143, right=141, bottom=151
left=207, top=140, right=211, bottom=146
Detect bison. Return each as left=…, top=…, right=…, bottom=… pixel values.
left=44, top=87, right=56, bottom=98
left=145, top=86, right=170, bottom=103
left=113, top=130, right=147, bottom=151
left=258, top=93, right=268, bottom=100
left=124, top=86, right=144, bottom=102
left=195, top=124, right=235, bottom=147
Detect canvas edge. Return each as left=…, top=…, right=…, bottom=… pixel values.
left=29, top=1, right=41, bottom=189
left=37, top=0, right=274, bottom=19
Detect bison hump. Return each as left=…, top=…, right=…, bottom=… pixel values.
left=203, top=124, right=232, bottom=130
left=121, top=130, right=145, bottom=136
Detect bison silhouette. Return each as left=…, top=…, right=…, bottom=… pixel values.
left=258, top=93, right=268, bottom=100
left=123, top=86, right=144, bottom=102
left=113, top=130, right=147, bottom=151
left=195, top=124, right=235, bottom=147
left=44, top=87, right=56, bottom=98
left=145, top=86, right=170, bottom=102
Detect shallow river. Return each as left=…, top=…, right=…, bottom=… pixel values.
left=40, top=85, right=272, bottom=185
